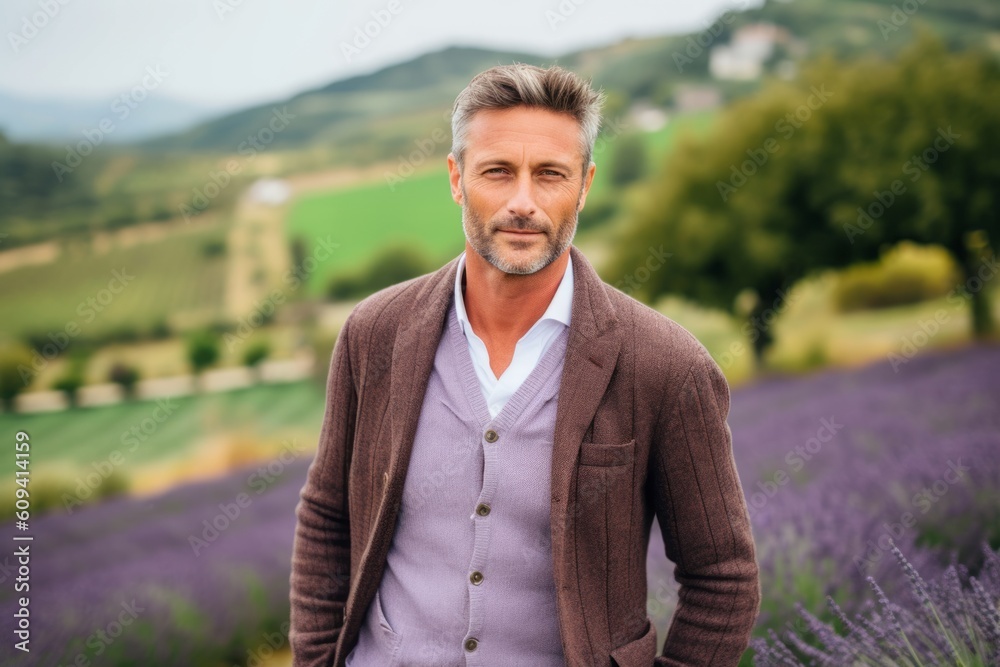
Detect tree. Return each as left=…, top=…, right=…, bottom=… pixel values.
left=326, top=243, right=432, bottom=301
left=609, top=132, right=648, bottom=187
left=51, top=351, right=89, bottom=408
left=243, top=340, right=270, bottom=380
left=108, top=361, right=141, bottom=400
left=607, top=32, right=1000, bottom=364
left=52, top=373, right=85, bottom=408
left=0, top=344, right=34, bottom=412
left=186, top=330, right=220, bottom=377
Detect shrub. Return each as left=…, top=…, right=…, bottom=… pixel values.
left=325, top=243, right=432, bottom=300
left=577, top=196, right=618, bottom=231
left=833, top=242, right=961, bottom=312
left=608, top=132, right=648, bottom=186
left=243, top=340, right=270, bottom=369
left=186, top=330, right=220, bottom=375
left=149, top=319, right=172, bottom=340
left=0, top=343, right=34, bottom=409
left=51, top=373, right=85, bottom=407
left=51, top=352, right=89, bottom=407
left=108, top=361, right=141, bottom=399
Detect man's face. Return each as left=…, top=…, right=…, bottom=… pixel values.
left=447, top=106, right=596, bottom=275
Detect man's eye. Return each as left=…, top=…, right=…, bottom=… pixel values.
left=541, top=170, right=565, bottom=178
left=485, top=168, right=508, bottom=175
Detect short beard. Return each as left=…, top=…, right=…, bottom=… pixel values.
left=461, top=186, right=579, bottom=276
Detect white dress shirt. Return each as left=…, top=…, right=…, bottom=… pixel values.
left=454, top=250, right=574, bottom=418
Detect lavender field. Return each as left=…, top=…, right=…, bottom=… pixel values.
left=4, top=343, right=999, bottom=665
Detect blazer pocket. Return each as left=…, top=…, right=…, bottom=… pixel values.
left=610, top=616, right=657, bottom=667
left=579, top=439, right=636, bottom=467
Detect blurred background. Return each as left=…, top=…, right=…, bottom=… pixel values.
left=1, top=0, right=998, bottom=664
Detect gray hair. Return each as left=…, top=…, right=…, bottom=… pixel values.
left=450, top=63, right=605, bottom=175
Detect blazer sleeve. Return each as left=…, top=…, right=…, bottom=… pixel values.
left=650, top=349, right=761, bottom=666
left=289, top=312, right=358, bottom=667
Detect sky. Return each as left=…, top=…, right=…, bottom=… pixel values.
left=1, top=0, right=756, bottom=112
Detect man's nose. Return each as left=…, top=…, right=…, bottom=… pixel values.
left=506, top=173, right=537, bottom=218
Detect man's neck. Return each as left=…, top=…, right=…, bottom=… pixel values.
left=462, top=243, right=569, bottom=347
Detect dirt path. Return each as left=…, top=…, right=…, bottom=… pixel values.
left=224, top=188, right=292, bottom=321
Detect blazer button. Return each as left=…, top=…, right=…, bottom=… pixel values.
left=484, top=429, right=498, bottom=443
left=464, top=637, right=479, bottom=652
left=475, top=503, right=491, bottom=516
left=469, top=570, right=484, bottom=585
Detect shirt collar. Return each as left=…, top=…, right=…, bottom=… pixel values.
left=454, top=250, right=573, bottom=336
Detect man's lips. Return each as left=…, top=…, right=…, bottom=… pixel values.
left=497, top=228, right=543, bottom=235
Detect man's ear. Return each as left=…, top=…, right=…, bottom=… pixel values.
left=447, top=153, right=463, bottom=206
left=577, top=161, right=597, bottom=211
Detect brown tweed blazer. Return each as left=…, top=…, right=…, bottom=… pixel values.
left=289, top=244, right=761, bottom=667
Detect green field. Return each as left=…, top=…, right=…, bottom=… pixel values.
left=0, top=224, right=228, bottom=343
left=287, top=168, right=464, bottom=295
left=2, top=381, right=326, bottom=480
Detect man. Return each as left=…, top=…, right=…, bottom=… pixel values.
left=290, top=63, right=761, bottom=667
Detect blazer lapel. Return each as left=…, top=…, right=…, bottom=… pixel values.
left=384, top=255, right=459, bottom=524
left=548, top=245, right=623, bottom=557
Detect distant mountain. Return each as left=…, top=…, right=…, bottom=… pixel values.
left=144, top=0, right=999, bottom=156
left=143, top=46, right=546, bottom=153
left=0, top=91, right=213, bottom=145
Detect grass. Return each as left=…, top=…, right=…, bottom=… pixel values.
left=0, top=223, right=228, bottom=343
left=286, top=167, right=463, bottom=295
left=0, top=381, right=326, bottom=481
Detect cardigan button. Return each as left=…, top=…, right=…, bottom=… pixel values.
left=475, top=503, right=491, bottom=516
left=469, top=570, right=484, bottom=585
left=484, top=429, right=498, bottom=443
left=464, top=637, right=479, bottom=652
